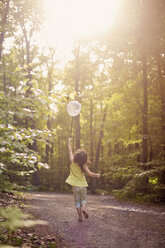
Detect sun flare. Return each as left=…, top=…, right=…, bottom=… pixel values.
left=38, top=0, right=120, bottom=51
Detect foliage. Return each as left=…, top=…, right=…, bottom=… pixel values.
left=112, top=162, right=165, bottom=203
left=0, top=106, right=51, bottom=191
left=0, top=206, right=46, bottom=232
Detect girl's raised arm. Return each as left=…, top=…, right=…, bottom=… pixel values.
left=68, top=138, right=74, bottom=163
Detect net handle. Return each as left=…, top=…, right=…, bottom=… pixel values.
left=69, top=117, right=73, bottom=138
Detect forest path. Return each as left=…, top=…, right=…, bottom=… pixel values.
left=28, top=192, right=165, bottom=248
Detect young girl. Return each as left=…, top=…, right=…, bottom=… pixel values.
left=65, top=138, right=100, bottom=222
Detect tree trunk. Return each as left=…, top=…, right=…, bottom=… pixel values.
left=45, top=116, right=51, bottom=165
left=149, top=137, right=153, bottom=162
left=45, top=55, right=54, bottom=166
left=158, top=55, right=165, bottom=159
left=19, top=21, right=33, bottom=97
left=91, top=109, right=107, bottom=193
left=90, top=99, right=94, bottom=163
left=31, top=139, right=40, bottom=186
left=3, top=56, right=7, bottom=94
left=75, top=114, right=80, bottom=149
left=142, top=53, right=148, bottom=163
left=75, top=43, right=81, bottom=149
left=0, top=0, right=10, bottom=61
left=25, top=39, right=32, bottom=96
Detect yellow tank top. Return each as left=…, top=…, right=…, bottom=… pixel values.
left=65, top=162, right=88, bottom=187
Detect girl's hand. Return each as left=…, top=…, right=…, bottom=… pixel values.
left=95, top=173, right=100, bottom=178
left=68, top=138, right=72, bottom=143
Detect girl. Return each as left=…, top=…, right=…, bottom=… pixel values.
left=65, top=138, right=100, bottom=222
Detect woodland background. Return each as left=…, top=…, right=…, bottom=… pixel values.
left=0, top=0, right=165, bottom=204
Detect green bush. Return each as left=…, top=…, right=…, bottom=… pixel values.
left=112, top=164, right=165, bottom=203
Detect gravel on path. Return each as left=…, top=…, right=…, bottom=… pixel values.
left=27, top=192, right=165, bottom=248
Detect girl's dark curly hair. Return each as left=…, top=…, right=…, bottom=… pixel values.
left=74, top=149, right=87, bottom=172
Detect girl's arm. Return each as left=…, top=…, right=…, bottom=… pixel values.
left=83, top=164, right=100, bottom=178
left=68, top=138, right=74, bottom=163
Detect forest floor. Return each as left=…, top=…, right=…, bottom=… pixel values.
left=26, top=192, right=165, bottom=248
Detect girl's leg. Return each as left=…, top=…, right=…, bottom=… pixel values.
left=73, top=187, right=82, bottom=221
left=76, top=207, right=82, bottom=221
left=81, top=201, right=86, bottom=212
left=81, top=188, right=89, bottom=219
left=81, top=204, right=89, bottom=218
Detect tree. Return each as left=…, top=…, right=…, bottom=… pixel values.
left=0, top=0, right=10, bottom=61
left=74, top=42, right=81, bottom=149
left=13, top=0, right=43, bottom=96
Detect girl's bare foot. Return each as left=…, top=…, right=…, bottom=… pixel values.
left=77, top=218, right=83, bottom=222
left=82, top=210, right=89, bottom=219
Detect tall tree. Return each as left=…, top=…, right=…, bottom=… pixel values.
left=74, top=43, right=81, bottom=149
left=91, top=107, right=107, bottom=193
left=142, top=53, right=148, bottom=163
left=0, top=0, right=10, bottom=61
left=14, top=0, right=43, bottom=96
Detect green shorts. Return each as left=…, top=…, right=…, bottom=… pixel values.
left=72, top=186, right=87, bottom=208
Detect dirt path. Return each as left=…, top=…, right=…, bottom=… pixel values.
left=28, top=193, right=165, bottom=248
